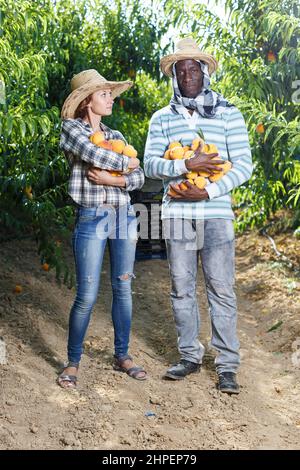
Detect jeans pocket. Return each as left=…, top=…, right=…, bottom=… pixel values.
left=77, top=207, right=98, bottom=223
left=78, top=215, right=98, bottom=223
left=204, top=219, right=235, bottom=247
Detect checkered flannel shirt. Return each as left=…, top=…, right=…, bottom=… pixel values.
left=60, top=118, right=144, bottom=207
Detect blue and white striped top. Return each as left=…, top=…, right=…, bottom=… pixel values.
left=144, top=105, right=253, bottom=220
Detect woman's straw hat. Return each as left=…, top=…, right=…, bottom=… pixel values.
left=61, top=69, right=133, bottom=119
left=160, top=37, right=218, bottom=77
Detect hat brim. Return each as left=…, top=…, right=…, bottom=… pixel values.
left=160, top=52, right=218, bottom=77
left=61, top=80, right=133, bottom=119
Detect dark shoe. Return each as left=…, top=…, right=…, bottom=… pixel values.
left=165, top=359, right=201, bottom=380
left=217, top=372, right=240, bottom=394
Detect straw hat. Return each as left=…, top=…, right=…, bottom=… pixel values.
left=61, top=69, right=133, bottom=119
left=160, top=38, right=218, bottom=77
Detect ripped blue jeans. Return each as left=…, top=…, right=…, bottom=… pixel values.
left=163, top=218, right=240, bottom=374
left=68, top=204, right=137, bottom=364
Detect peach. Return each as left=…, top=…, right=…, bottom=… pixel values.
left=169, top=141, right=182, bottom=150
left=186, top=171, right=198, bottom=180
left=220, top=161, right=232, bottom=174
left=164, top=149, right=172, bottom=159
left=170, top=146, right=185, bottom=159
left=194, top=176, right=207, bottom=189
left=256, top=123, right=265, bottom=134
left=184, top=150, right=194, bottom=159
left=90, top=131, right=105, bottom=145
left=98, top=140, right=113, bottom=150
left=110, top=139, right=126, bottom=153
left=209, top=172, right=224, bottom=182
left=204, top=143, right=219, bottom=154
left=198, top=171, right=210, bottom=177
left=123, top=145, right=138, bottom=158
left=191, top=137, right=205, bottom=151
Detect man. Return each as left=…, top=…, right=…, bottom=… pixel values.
left=144, top=38, right=253, bottom=394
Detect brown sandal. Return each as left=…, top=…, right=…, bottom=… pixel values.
left=57, top=362, right=79, bottom=389
left=113, top=354, right=147, bottom=381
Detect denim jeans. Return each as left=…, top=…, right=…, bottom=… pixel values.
left=68, top=204, right=137, bottom=364
left=163, top=218, right=240, bottom=374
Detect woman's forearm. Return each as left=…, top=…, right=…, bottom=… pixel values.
left=86, top=168, right=127, bottom=187
left=108, top=175, right=126, bottom=187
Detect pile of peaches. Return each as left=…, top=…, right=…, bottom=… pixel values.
left=90, top=131, right=138, bottom=176
left=164, top=136, right=232, bottom=194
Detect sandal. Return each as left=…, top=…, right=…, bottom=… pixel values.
left=113, top=354, right=147, bottom=381
left=57, top=361, right=79, bottom=389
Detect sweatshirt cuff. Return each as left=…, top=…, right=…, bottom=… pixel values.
left=173, top=159, right=188, bottom=175
left=205, top=182, right=221, bottom=200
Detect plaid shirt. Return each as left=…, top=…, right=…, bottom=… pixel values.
left=60, top=118, right=144, bottom=207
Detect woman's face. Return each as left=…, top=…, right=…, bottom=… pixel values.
left=89, top=88, right=114, bottom=116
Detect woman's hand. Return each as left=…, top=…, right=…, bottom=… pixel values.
left=167, top=180, right=209, bottom=201
left=127, top=157, right=140, bottom=170
left=86, top=168, right=125, bottom=187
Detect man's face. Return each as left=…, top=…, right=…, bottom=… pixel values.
left=175, top=59, right=203, bottom=98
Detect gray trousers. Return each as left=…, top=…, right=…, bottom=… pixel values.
left=163, top=218, right=240, bottom=374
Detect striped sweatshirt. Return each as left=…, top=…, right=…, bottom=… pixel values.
left=144, top=105, right=253, bottom=220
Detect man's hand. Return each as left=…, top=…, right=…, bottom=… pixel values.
left=127, top=157, right=140, bottom=170
left=185, top=147, right=224, bottom=175
left=167, top=181, right=209, bottom=201
left=86, top=168, right=125, bottom=186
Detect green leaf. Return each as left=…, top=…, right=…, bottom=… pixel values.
left=267, top=320, right=283, bottom=333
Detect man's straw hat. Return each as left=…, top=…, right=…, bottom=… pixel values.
left=61, top=69, right=133, bottom=119
left=160, top=37, right=218, bottom=77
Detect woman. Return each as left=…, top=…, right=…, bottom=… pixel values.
left=58, top=69, right=146, bottom=388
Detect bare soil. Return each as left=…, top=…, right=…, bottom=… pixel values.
left=0, top=229, right=300, bottom=450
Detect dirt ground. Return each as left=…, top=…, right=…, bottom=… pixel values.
left=0, top=228, right=300, bottom=450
